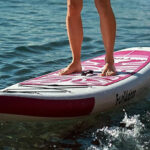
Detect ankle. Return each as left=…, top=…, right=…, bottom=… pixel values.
left=72, top=59, right=81, bottom=65
left=105, top=56, right=115, bottom=65
left=105, top=61, right=114, bottom=65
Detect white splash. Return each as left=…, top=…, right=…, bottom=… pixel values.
left=88, top=111, right=145, bottom=150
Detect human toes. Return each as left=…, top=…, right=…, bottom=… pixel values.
left=59, top=68, right=72, bottom=75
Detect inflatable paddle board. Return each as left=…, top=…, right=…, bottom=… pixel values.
left=0, top=47, right=150, bottom=120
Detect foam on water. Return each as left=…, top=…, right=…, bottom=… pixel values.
left=88, top=111, right=146, bottom=150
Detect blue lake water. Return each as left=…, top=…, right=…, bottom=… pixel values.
left=0, top=0, right=150, bottom=149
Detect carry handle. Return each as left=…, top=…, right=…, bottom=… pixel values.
left=81, top=70, right=94, bottom=76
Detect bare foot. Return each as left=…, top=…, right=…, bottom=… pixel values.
left=101, top=63, right=116, bottom=76
left=59, top=62, right=82, bottom=75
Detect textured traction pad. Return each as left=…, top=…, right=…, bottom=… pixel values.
left=21, top=50, right=150, bottom=86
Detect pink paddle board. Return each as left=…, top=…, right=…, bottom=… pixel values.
left=20, top=49, right=150, bottom=86
left=0, top=47, right=150, bottom=120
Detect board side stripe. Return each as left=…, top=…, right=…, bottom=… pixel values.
left=0, top=96, right=95, bottom=118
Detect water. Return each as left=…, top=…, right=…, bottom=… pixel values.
left=0, top=0, right=150, bottom=149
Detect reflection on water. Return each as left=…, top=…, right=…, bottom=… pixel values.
left=0, top=113, right=111, bottom=150
left=0, top=99, right=150, bottom=150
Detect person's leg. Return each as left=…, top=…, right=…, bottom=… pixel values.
left=95, top=0, right=116, bottom=76
left=60, top=0, right=83, bottom=75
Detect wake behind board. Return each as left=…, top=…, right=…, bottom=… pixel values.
left=0, top=47, right=150, bottom=120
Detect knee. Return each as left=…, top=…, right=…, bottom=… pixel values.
left=67, top=1, right=83, bottom=18
left=95, top=0, right=111, bottom=13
